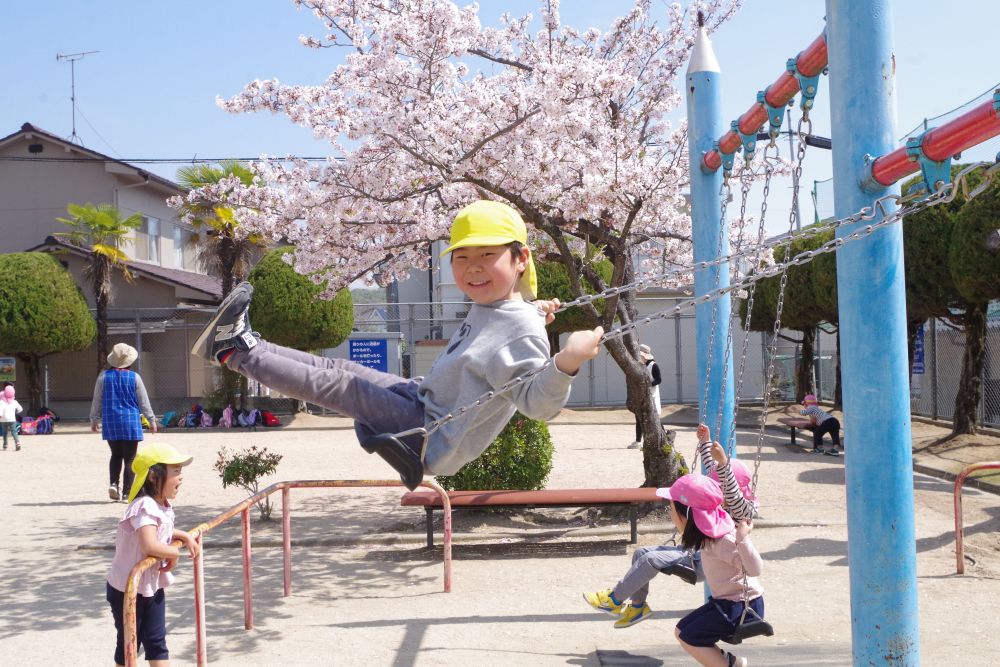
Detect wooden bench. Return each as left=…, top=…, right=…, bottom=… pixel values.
left=776, top=416, right=814, bottom=447
left=401, top=488, right=663, bottom=547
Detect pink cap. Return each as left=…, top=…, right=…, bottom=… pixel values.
left=803, top=394, right=818, bottom=404
left=1, top=386, right=13, bottom=402
left=709, top=458, right=756, bottom=502
left=655, top=474, right=734, bottom=539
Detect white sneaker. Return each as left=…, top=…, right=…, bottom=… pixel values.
left=627, top=441, right=642, bottom=449
left=108, top=484, right=120, bottom=501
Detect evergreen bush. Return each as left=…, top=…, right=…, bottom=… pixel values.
left=435, top=413, right=553, bottom=491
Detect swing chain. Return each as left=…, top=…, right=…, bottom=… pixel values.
left=709, top=167, right=753, bottom=440
left=749, top=116, right=810, bottom=492
left=724, top=160, right=775, bottom=457
left=412, top=162, right=996, bottom=442
left=700, top=176, right=735, bottom=416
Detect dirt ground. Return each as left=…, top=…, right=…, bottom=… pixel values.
left=1, top=407, right=998, bottom=666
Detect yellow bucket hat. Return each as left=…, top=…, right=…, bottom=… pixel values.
left=129, top=442, right=193, bottom=502
left=441, top=200, right=537, bottom=300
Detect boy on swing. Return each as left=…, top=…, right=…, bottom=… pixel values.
left=191, top=200, right=603, bottom=486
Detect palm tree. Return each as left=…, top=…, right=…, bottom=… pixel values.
left=175, top=160, right=267, bottom=297
left=56, top=203, right=142, bottom=372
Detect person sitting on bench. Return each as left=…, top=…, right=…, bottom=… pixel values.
left=582, top=424, right=757, bottom=629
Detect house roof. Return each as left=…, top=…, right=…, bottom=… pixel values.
left=27, top=235, right=222, bottom=301
left=0, top=122, right=181, bottom=194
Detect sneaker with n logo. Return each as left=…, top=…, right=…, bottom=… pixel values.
left=191, top=282, right=259, bottom=366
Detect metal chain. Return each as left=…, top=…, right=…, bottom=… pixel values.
left=749, top=116, right=810, bottom=493
left=700, top=177, right=736, bottom=416
left=406, top=160, right=996, bottom=443
left=708, top=169, right=753, bottom=440
left=724, top=159, right=775, bottom=456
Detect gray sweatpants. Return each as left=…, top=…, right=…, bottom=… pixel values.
left=612, top=544, right=699, bottom=604
left=228, top=341, right=426, bottom=452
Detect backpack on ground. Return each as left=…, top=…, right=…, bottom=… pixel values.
left=220, top=405, right=234, bottom=429
left=236, top=409, right=251, bottom=427
left=200, top=411, right=214, bottom=427
left=36, top=415, right=54, bottom=434
left=261, top=410, right=281, bottom=427
left=160, top=411, right=177, bottom=428
left=20, top=419, right=37, bottom=435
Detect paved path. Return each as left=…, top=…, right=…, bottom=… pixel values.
left=1, top=410, right=998, bottom=665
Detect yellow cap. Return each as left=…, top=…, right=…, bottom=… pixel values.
left=441, top=200, right=537, bottom=300
left=129, top=442, right=193, bottom=502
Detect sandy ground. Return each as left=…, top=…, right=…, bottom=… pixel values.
left=0, top=408, right=998, bottom=666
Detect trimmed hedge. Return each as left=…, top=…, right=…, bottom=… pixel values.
left=435, top=412, right=553, bottom=491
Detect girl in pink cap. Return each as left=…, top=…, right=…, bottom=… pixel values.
left=659, top=473, right=763, bottom=667
left=583, top=423, right=757, bottom=629
left=789, top=394, right=841, bottom=456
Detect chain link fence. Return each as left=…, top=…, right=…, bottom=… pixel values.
left=815, top=312, right=1000, bottom=428
left=44, top=298, right=996, bottom=425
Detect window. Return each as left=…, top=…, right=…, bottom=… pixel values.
left=140, top=216, right=160, bottom=264
left=173, top=225, right=185, bottom=267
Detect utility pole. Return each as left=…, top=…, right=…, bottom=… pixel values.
left=56, top=50, right=99, bottom=144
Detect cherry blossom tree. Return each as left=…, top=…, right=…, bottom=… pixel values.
left=176, top=0, right=742, bottom=487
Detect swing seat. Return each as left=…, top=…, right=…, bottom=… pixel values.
left=657, top=561, right=697, bottom=585
left=720, top=605, right=774, bottom=645
left=361, top=433, right=424, bottom=491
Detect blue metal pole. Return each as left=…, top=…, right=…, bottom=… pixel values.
left=687, top=23, right=736, bottom=453
left=825, top=2, right=920, bottom=664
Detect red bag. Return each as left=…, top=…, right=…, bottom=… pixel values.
left=261, top=410, right=281, bottom=427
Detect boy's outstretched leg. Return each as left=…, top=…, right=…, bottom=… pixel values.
left=191, top=282, right=258, bottom=365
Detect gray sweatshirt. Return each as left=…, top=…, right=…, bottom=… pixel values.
left=418, top=300, right=574, bottom=475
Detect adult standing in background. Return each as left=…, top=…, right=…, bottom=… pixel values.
left=90, top=343, right=157, bottom=501
left=629, top=344, right=663, bottom=449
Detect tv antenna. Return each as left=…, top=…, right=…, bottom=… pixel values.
left=56, top=50, right=99, bottom=144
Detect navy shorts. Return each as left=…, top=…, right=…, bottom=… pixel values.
left=107, top=582, right=168, bottom=664
left=676, top=596, right=765, bottom=648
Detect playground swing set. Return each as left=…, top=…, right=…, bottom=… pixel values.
left=124, top=5, right=1000, bottom=666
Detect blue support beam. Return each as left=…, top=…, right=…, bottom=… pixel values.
left=686, top=25, right=735, bottom=453
left=825, top=1, right=921, bottom=664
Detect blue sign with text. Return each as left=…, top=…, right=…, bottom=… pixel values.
left=912, top=324, right=924, bottom=375
left=350, top=338, right=388, bottom=372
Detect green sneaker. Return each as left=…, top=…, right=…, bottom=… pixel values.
left=582, top=589, right=623, bottom=615
left=614, top=602, right=652, bottom=628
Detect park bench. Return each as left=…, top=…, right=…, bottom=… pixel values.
left=777, top=415, right=845, bottom=450
left=400, top=488, right=663, bottom=547
left=776, top=416, right=814, bottom=447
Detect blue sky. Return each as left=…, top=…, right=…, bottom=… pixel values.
left=4, top=0, right=998, bottom=236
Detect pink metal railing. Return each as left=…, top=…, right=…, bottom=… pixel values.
left=123, top=479, right=452, bottom=666
left=953, top=462, right=1000, bottom=574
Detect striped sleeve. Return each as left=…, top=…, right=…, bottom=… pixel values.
left=718, top=461, right=756, bottom=522
left=696, top=440, right=717, bottom=476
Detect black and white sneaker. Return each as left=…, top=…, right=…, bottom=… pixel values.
left=191, top=282, right=259, bottom=366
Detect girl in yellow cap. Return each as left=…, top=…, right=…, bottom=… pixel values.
left=191, top=200, right=603, bottom=487
left=106, top=443, right=198, bottom=667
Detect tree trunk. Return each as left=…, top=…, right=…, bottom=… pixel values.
left=795, top=328, right=816, bottom=402
left=14, top=353, right=43, bottom=414
left=614, top=341, right=685, bottom=487
left=220, top=235, right=236, bottom=297
left=952, top=302, right=987, bottom=435
left=94, top=259, right=110, bottom=373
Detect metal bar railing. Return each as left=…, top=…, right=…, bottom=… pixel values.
left=123, top=478, right=452, bottom=666
left=953, top=462, right=1000, bottom=574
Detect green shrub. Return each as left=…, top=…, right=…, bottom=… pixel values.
left=214, top=445, right=283, bottom=520
left=435, top=413, right=553, bottom=491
